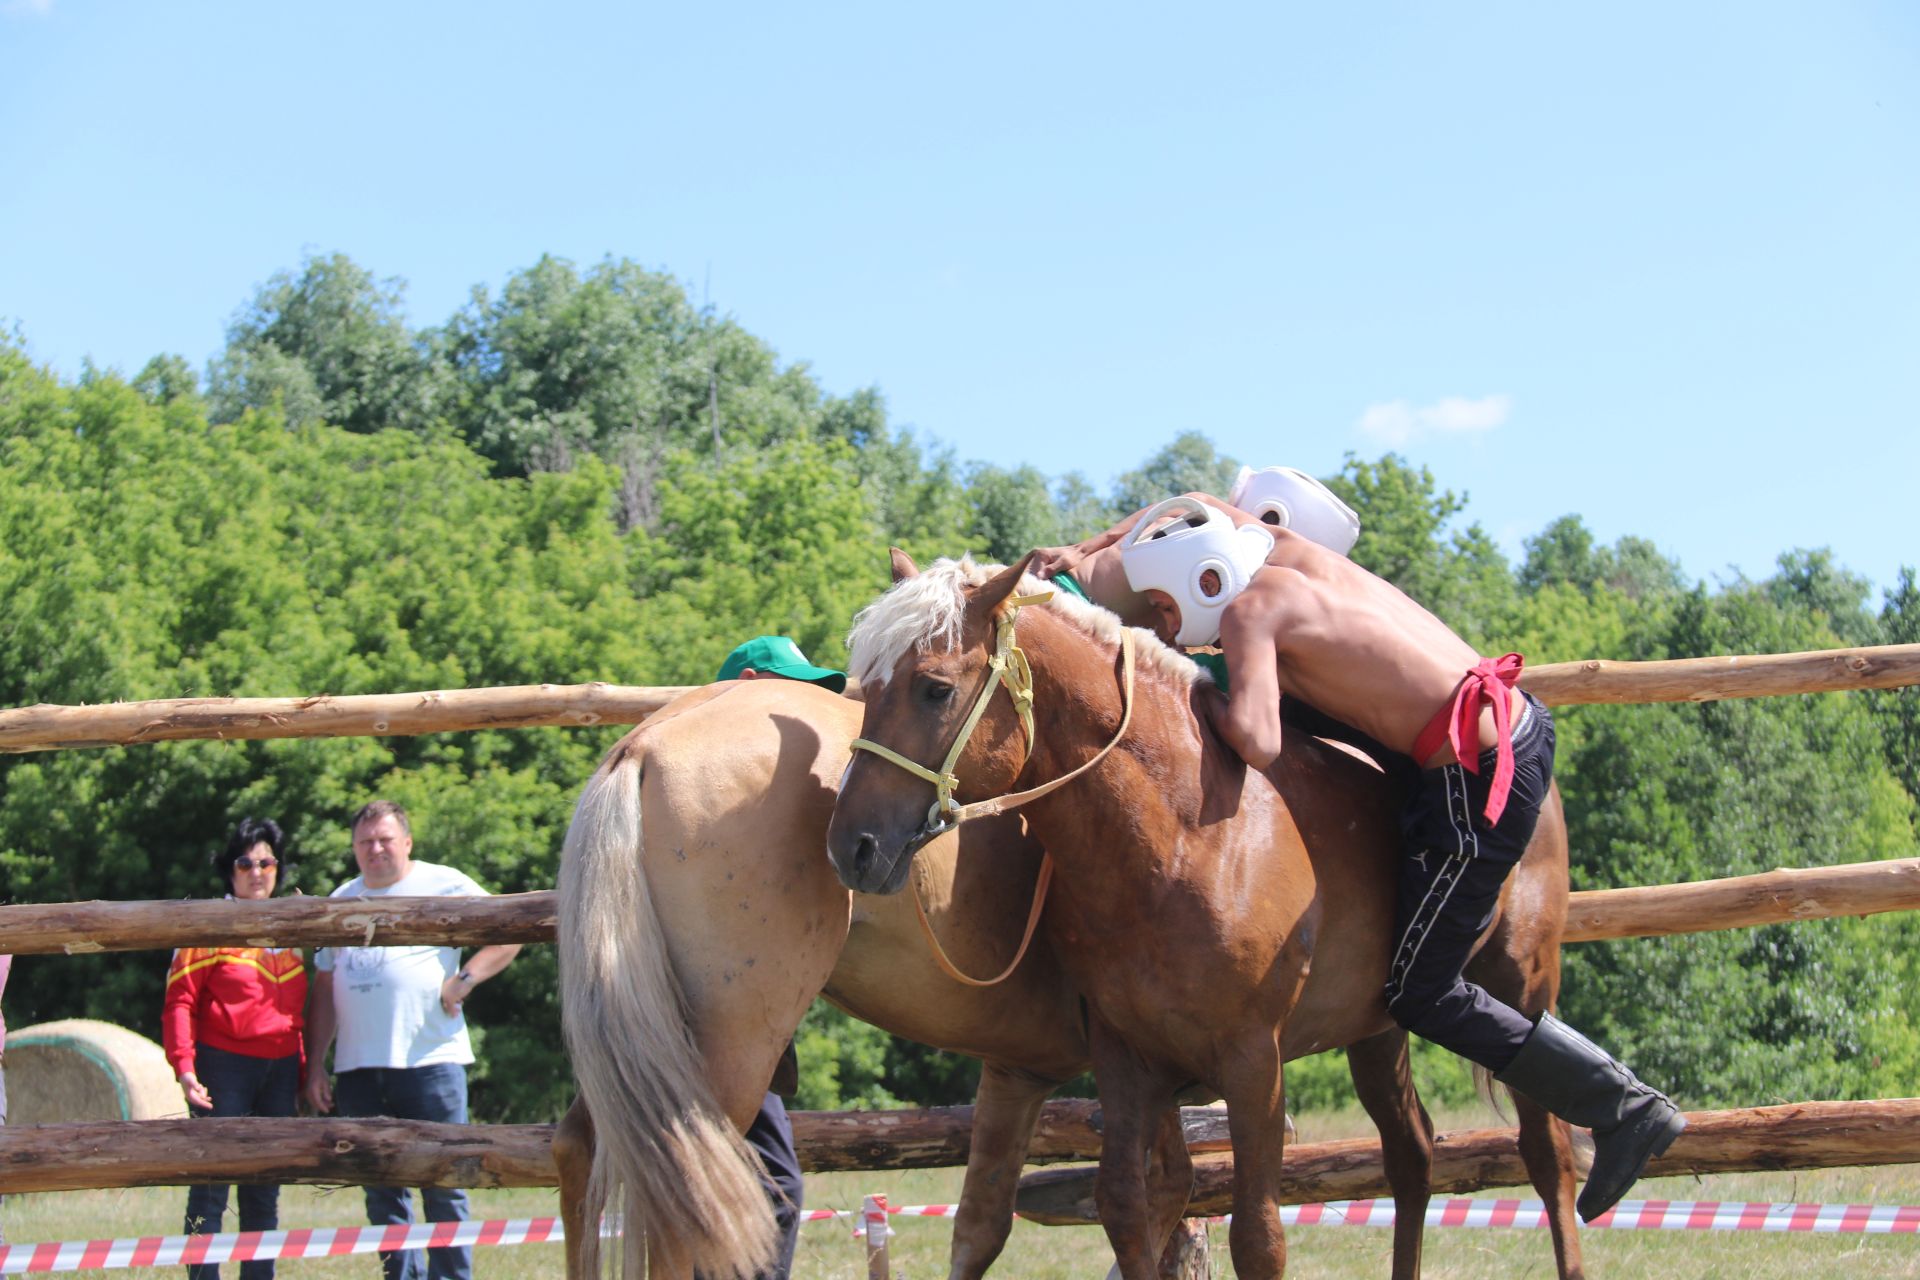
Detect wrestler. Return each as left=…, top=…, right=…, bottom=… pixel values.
left=1034, top=473, right=1685, bottom=1222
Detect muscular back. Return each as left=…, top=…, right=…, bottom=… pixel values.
left=1219, top=530, right=1495, bottom=763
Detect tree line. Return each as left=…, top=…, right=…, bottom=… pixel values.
left=1, top=252, right=1915, bottom=1121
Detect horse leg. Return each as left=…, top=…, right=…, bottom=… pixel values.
left=1217, top=1041, right=1291, bottom=1280
left=1467, top=918, right=1585, bottom=1278
left=1142, top=1106, right=1199, bottom=1280
left=1346, top=1030, right=1433, bottom=1280
left=554, top=1096, right=597, bottom=1280
left=945, top=1061, right=1057, bottom=1280
left=1089, top=1020, right=1185, bottom=1280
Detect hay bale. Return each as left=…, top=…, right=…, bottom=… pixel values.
left=5, top=1018, right=188, bottom=1123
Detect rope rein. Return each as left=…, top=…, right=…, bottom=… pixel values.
left=849, top=593, right=1137, bottom=985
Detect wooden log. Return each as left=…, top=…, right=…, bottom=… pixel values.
left=6, top=1099, right=1915, bottom=1207
left=1, top=643, right=1914, bottom=757
left=0, top=1103, right=1224, bottom=1193
left=0, top=683, right=697, bottom=754
left=1523, top=643, right=1920, bottom=706
left=1564, top=856, right=1920, bottom=943
left=792, top=1101, right=1231, bottom=1172
left=0, top=893, right=560, bottom=955
left=0, top=1119, right=558, bottom=1193
left=1014, top=1098, right=1920, bottom=1224
left=12, top=858, right=1920, bottom=955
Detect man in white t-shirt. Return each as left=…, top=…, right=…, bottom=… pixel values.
left=303, top=801, right=521, bottom=1280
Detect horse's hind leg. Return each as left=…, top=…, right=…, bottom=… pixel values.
left=1346, top=1029, right=1433, bottom=1280
left=1467, top=918, right=1585, bottom=1278
left=554, top=1096, right=597, bottom=1280
left=946, top=1061, right=1058, bottom=1280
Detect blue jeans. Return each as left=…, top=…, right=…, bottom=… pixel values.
left=184, top=1044, right=300, bottom=1280
left=333, top=1064, right=470, bottom=1280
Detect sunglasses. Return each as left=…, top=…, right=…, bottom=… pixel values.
left=233, top=857, right=279, bottom=871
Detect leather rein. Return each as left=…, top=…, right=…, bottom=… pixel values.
left=849, top=592, right=1137, bottom=986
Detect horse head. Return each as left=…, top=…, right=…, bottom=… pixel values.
left=827, top=550, right=1044, bottom=895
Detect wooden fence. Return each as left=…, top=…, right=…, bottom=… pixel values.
left=1, top=641, right=1917, bottom=1209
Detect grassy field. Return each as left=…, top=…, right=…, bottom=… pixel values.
left=7, top=1105, right=1920, bottom=1278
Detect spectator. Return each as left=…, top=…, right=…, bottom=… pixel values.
left=163, top=818, right=306, bottom=1280
left=302, top=801, right=521, bottom=1280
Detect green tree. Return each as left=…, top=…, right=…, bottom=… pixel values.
left=964, top=463, right=1061, bottom=564
left=0, top=348, right=661, bottom=1119
left=1109, top=431, right=1240, bottom=513
left=206, top=252, right=442, bottom=435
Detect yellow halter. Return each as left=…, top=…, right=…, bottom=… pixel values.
left=850, top=591, right=1052, bottom=834
left=849, top=591, right=1138, bottom=834
left=847, top=588, right=1138, bottom=988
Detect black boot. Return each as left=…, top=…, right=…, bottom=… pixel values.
left=1495, top=1012, right=1687, bottom=1222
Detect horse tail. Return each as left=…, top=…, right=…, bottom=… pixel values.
left=558, top=742, right=777, bottom=1280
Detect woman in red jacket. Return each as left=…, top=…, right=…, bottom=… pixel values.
left=163, top=818, right=307, bottom=1280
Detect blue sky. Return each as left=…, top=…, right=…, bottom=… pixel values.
left=3, top=2, right=1916, bottom=598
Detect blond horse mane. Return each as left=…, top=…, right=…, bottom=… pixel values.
left=846, top=556, right=1211, bottom=691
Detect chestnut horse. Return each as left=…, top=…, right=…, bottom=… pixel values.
left=826, top=554, right=1588, bottom=1280
left=554, top=675, right=1445, bottom=1279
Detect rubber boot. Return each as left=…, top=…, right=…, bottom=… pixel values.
left=1495, top=1012, right=1687, bottom=1222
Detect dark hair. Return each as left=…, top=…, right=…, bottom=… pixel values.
left=350, top=799, right=411, bottom=838
left=214, top=817, right=286, bottom=891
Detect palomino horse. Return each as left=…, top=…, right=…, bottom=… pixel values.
left=557, top=677, right=1180, bottom=1280
left=554, top=674, right=1446, bottom=1280
left=826, top=554, right=1587, bottom=1280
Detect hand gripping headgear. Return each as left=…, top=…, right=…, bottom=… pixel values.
left=1119, top=497, right=1275, bottom=646
left=1226, top=465, right=1362, bottom=556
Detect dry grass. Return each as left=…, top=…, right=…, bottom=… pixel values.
left=6, top=1104, right=1920, bottom=1278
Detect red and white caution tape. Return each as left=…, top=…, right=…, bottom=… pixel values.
left=0, top=1218, right=560, bottom=1275
left=7, top=1198, right=1919, bottom=1273
left=1282, top=1197, right=1920, bottom=1233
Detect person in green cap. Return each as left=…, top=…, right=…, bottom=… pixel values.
left=704, top=637, right=846, bottom=1279
left=716, top=635, right=848, bottom=693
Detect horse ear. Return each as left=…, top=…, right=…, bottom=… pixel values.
left=890, top=548, right=920, bottom=583
left=973, top=551, right=1038, bottom=619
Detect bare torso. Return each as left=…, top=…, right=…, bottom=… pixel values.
left=1217, top=529, right=1517, bottom=765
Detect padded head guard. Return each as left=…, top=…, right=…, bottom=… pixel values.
left=1119, top=497, right=1275, bottom=646
left=1226, top=465, right=1362, bottom=556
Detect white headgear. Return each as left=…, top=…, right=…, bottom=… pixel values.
left=1119, top=497, right=1276, bottom=647
left=1226, top=466, right=1362, bottom=556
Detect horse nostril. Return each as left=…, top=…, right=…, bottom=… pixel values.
left=853, top=833, right=879, bottom=879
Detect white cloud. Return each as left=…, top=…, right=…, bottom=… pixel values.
left=1355, top=393, right=1513, bottom=446
left=2, top=0, right=54, bottom=14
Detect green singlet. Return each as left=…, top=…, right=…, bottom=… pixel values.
left=1050, top=570, right=1093, bottom=603
left=1187, top=650, right=1230, bottom=692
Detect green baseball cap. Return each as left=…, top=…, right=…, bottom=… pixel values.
left=715, top=635, right=847, bottom=693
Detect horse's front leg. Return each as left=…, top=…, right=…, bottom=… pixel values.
left=553, top=1096, right=597, bottom=1280
left=945, top=1060, right=1058, bottom=1280
left=1346, top=1030, right=1433, bottom=1280
left=1090, top=1019, right=1184, bottom=1280
left=1143, top=1105, right=1199, bottom=1280
left=1218, top=1039, right=1290, bottom=1280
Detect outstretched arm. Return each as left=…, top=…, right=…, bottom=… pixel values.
left=1030, top=492, right=1248, bottom=580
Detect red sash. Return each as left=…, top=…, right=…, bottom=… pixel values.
left=1410, top=653, right=1525, bottom=824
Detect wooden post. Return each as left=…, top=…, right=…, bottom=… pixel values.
left=1522, top=643, right=1920, bottom=705
left=10, top=858, right=1920, bottom=955
left=1013, top=1098, right=1920, bottom=1224
left=0, top=683, right=697, bottom=754
left=861, top=1193, right=891, bottom=1280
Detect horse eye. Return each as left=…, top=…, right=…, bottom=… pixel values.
left=922, top=680, right=956, bottom=704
